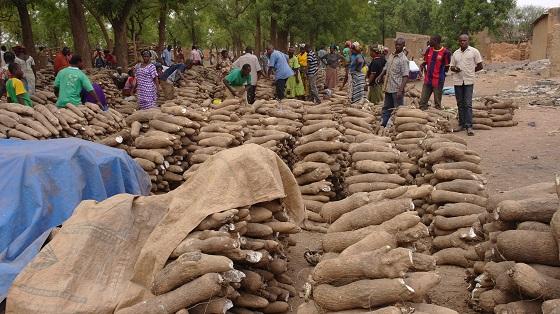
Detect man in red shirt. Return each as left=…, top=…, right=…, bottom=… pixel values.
left=54, top=47, right=71, bottom=75
left=419, top=35, right=451, bottom=110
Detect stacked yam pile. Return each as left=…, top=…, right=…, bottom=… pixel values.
left=472, top=97, right=518, bottom=130
left=0, top=102, right=125, bottom=141
left=294, top=103, right=346, bottom=219
left=298, top=186, right=460, bottom=313
left=345, top=135, right=407, bottom=196
left=390, top=108, right=430, bottom=162
left=468, top=181, right=560, bottom=313
left=256, top=79, right=275, bottom=100
left=415, top=134, right=487, bottom=268
left=124, top=107, right=201, bottom=192
left=404, top=85, right=422, bottom=107
left=244, top=99, right=303, bottom=168
left=179, top=67, right=223, bottom=101
left=88, top=69, right=122, bottom=104
left=119, top=201, right=300, bottom=314
left=185, top=99, right=245, bottom=176
left=340, top=106, right=379, bottom=143
left=35, top=68, right=55, bottom=91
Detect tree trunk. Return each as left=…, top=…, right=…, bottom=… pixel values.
left=90, top=10, right=113, bottom=50
left=14, top=1, right=36, bottom=58
left=158, top=1, right=168, bottom=51
left=277, top=29, right=288, bottom=52
left=255, top=15, right=261, bottom=54
left=190, top=19, right=197, bottom=46
left=67, top=0, right=92, bottom=68
left=270, top=16, right=277, bottom=48
left=112, top=21, right=129, bottom=67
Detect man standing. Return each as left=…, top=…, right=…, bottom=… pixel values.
left=317, top=46, right=327, bottom=69
left=54, top=47, right=71, bottom=75
left=162, top=45, right=173, bottom=66
left=305, top=45, right=320, bottom=104
left=419, top=35, right=451, bottom=110
left=376, top=38, right=409, bottom=127
left=223, top=64, right=251, bottom=99
left=450, top=34, right=483, bottom=136
left=366, top=45, right=386, bottom=105
left=54, top=55, right=100, bottom=108
left=267, top=45, right=294, bottom=100
left=233, top=47, right=262, bottom=104
left=297, top=46, right=308, bottom=97
left=191, top=45, right=202, bottom=65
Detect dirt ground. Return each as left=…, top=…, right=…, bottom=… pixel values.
left=286, top=62, right=560, bottom=313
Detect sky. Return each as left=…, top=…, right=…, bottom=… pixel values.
left=517, top=0, right=560, bottom=8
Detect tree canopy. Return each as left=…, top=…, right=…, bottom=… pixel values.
left=0, top=0, right=541, bottom=64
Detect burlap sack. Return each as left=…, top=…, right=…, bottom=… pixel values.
left=7, top=144, right=304, bottom=313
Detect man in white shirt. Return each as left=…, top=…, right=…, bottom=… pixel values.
left=233, top=47, right=262, bottom=104
left=450, top=34, right=483, bottom=136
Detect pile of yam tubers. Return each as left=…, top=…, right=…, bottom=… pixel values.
left=0, top=101, right=126, bottom=141
left=472, top=97, right=518, bottom=130
left=119, top=198, right=300, bottom=314
left=298, top=185, right=461, bottom=313
left=415, top=133, right=487, bottom=268
left=468, top=180, right=560, bottom=314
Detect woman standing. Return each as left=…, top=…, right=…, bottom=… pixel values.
left=216, top=50, right=232, bottom=77
left=134, top=50, right=159, bottom=110
left=344, top=42, right=366, bottom=104
left=14, top=47, right=36, bottom=94
left=285, top=47, right=305, bottom=99
left=321, top=45, right=341, bottom=91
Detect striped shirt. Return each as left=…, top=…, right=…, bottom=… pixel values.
left=424, top=47, right=451, bottom=89
left=307, top=51, right=319, bottom=76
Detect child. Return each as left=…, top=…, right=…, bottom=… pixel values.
left=122, top=69, right=136, bottom=97
left=6, top=62, right=32, bottom=106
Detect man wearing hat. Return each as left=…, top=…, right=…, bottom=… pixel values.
left=366, top=45, right=386, bottom=105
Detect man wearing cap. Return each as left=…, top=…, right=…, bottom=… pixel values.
left=233, top=47, right=262, bottom=104
left=366, top=45, right=386, bottom=105
left=376, top=37, right=410, bottom=127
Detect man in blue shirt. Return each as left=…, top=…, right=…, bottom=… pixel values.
left=162, top=45, right=173, bottom=66
left=266, top=45, right=294, bottom=100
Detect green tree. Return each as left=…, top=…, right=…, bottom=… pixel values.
left=497, top=5, right=546, bottom=42
left=436, top=0, right=515, bottom=48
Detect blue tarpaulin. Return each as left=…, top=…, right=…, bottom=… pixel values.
left=0, top=138, right=151, bottom=301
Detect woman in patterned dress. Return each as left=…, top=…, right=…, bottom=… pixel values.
left=134, top=50, right=159, bottom=110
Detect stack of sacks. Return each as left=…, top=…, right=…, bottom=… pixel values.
left=391, top=108, right=430, bottom=162
left=472, top=97, right=519, bottom=130
left=340, top=107, right=378, bottom=143
left=404, top=84, right=422, bottom=107
left=123, top=199, right=301, bottom=314
left=294, top=105, right=345, bottom=214
left=256, top=79, right=275, bottom=100
left=486, top=97, right=519, bottom=128
left=468, top=182, right=560, bottom=313
left=299, top=187, right=458, bottom=313
left=321, top=186, right=434, bottom=253
left=180, top=66, right=223, bottom=101
left=124, top=107, right=201, bottom=193
left=415, top=134, right=487, bottom=268
left=244, top=99, right=304, bottom=167
left=186, top=99, right=245, bottom=175
left=35, top=68, right=55, bottom=91
left=0, top=102, right=126, bottom=142
left=472, top=99, right=494, bottom=130
left=88, top=69, right=122, bottom=104
left=345, top=135, right=407, bottom=195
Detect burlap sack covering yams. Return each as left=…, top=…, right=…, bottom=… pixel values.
left=7, top=144, right=304, bottom=313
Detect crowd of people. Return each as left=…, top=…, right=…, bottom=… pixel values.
left=0, top=33, right=483, bottom=136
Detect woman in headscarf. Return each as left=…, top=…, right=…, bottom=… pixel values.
left=346, top=42, right=366, bottom=104
left=285, top=47, right=305, bottom=99
left=321, top=45, right=341, bottom=91
left=216, top=49, right=232, bottom=77
left=134, top=50, right=159, bottom=110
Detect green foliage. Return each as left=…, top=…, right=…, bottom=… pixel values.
left=496, top=5, right=546, bottom=42
left=0, top=0, right=519, bottom=54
